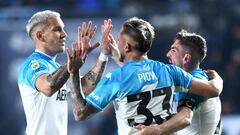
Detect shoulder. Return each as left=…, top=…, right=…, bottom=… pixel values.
left=102, top=67, right=122, bottom=83
left=18, top=52, right=49, bottom=78
left=147, top=60, right=178, bottom=71
left=143, top=59, right=169, bottom=70
left=190, top=69, right=208, bottom=81
left=20, top=53, right=46, bottom=71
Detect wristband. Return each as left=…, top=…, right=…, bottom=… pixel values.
left=98, top=52, right=108, bottom=61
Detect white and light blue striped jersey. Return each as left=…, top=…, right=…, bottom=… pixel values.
left=174, top=69, right=208, bottom=110
left=18, top=50, right=68, bottom=135
left=86, top=59, right=193, bottom=135
left=174, top=69, right=222, bottom=135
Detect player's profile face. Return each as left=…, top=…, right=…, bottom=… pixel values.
left=42, top=17, right=67, bottom=55
left=117, top=27, right=126, bottom=60
left=166, top=39, right=186, bottom=67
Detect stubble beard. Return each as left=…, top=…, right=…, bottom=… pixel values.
left=119, top=53, right=125, bottom=62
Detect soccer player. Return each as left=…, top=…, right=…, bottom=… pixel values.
left=18, top=10, right=110, bottom=135
left=134, top=30, right=222, bottom=135
left=167, top=30, right=221, bottom=135
left=67, top=17, right=223, bottom=135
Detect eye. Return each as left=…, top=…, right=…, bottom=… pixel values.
left=171, top=49, right=176, bottom=53
left=53, top=26, right=63, bottom=32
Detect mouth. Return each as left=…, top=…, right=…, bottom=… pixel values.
left=59, top=40, right=66, bottom=46
left=168, top=59, right=172, bottom=64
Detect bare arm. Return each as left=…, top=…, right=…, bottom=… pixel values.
left=71, top=71, right=99, bottom=121
left=81, top=19, right=115, bottom=94
left=134, top=107, right=193, bottom=135
left=67, top=44, right=99, bottom=121
left=68, top=20, right=108, bottom=121
left=189, top=70, right=223, bottom=97
left=35, top=63, right=69, bottom=97
left=81, top=59, right=107, bottom=94
left=161, top=107, right=193, bottom=133
left=66, top=41, right=99, bottom=121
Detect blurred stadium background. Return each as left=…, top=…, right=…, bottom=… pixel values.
left=0, top=0, right=240, bottom=135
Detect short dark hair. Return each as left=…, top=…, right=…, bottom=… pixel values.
left=175, top=29, right=207, bottom=64
left=122, top=17, right=155, bottom=53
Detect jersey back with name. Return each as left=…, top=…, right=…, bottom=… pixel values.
left=86, top=59, right=193, bottom=135
left=18, top=52, right=68, bottom=135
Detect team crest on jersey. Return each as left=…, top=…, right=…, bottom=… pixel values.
left=31, top=61, right=40, bottom=70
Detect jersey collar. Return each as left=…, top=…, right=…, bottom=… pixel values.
left=35, top=50, right=57, bottom=61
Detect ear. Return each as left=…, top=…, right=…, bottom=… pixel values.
left=124, top=42, right=132, bottom=52
left=36, top=31, right=45, bottom=42
left=183, top=53, right=191, bottom=64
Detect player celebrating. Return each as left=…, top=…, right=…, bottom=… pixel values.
left=18, top=10, right=110, bottom=135
left=134, top=30, right=222, bottom=135
left=166, top=30, right=221, bottom=135
left=66, top=17, right=223, bottom=135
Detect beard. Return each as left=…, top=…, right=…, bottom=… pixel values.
left=119, top=54, right=125, bottom=62
left=168, top=59, right=172, bottom=64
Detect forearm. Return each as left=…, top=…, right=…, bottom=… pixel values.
left=71, top=72, right=98, bottom=121
left=81, top=59, right=107, bottom=94
left=71, top=72, right=86, bottom=109
left=45, top=63, right=69, bottom=95
left=205, top=69, right=223, bottom=96
left=209, top=77, right=223, bottom=95
left=190, top=78, right=222, bottom=97
left=156, top=107, right=193, bottom=134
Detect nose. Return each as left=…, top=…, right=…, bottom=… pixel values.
left=166, top=50, right=171, bottom=58
left=62, top=29, right=67, bottom=38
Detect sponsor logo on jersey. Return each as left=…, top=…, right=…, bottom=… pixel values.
left=105, top=73, right=112, bottom=80
left=90, top=92, right=99, bottom=100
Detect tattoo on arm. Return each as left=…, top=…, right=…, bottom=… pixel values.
left=71, top=72, right=98, bottom=120
left=86, top=71, right=98, bottom=84
left=46, top=63, right=70, bottom=93
left=70, top=58, right=107, bottom=120
left=81, top=60, right=107, bottom=93
left=71, top=72, right=86, bottom=108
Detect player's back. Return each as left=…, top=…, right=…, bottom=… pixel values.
left=96, top=59, right=192, bottom=135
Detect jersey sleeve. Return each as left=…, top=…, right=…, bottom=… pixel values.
left=26, top=59, right=51, bottom=89
left=175, top=93, right=202, bottom=110
left=176, top=70, right=208, bottom=110
left=86, top=72, right=120, bottom=111
left=167, top=64, right=193, bottom=92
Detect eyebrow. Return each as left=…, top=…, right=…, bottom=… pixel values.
left=171, top=46, right=179, bottom=51
left=52, top=25, right=63, bottom=30
left=54, top=25, right=62, bottom=28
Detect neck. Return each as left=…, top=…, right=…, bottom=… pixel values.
left=125, top=52, right=146, bottom=63
left=36, top=43, right=57, bottom=57
left=183, top=63, right=199, bottom=72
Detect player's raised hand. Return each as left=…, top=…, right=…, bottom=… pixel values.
left=101, top=19, right=113, bottom=55
left=100, top=19, right=123, bottom=66
left=66, top=42, right=84, bottom=75
left=78, top=21, right=100, bottom=57
left=108, top=33, right=121, bottom=60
